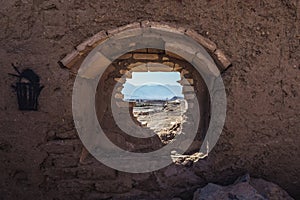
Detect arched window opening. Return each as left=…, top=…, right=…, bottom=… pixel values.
left=121, top=71, right=188, bottom=144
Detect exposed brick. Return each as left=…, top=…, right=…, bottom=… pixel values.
left=165, top=51, right=185, bottom=60
left=117, top=53, right=132, bottom=60
left=125, top=72, right=132, bottom=78
left=214, top=49, right=232, bottom=70
left=141, top=21, right=186, bottom=34
left=174, top=64, right=182, bottom=71
left=127, top=62, right=145, bottom=69
left=87, top=31, right=108, bottom=47
left=133, top=53, right=159, bottom=60
left=60, top=50, right=80, bottom=68
left=119, top=69, right=132, bottom=78
left=119, top=69, right=127, bottom=74
left=130, top=64, right=148, bottom=72
left=76, top=31, right=108, bottom=52
left=76, top=40, right=91, bottom=52
left=114, top=78, right=126, bottom=83
left=181, top=69, right=189, bottom=76
left=162, top=62, right=175, bottom=68
left=147, top=63, right=173, bottom=72
left=185, top=29, right=217, bottom=52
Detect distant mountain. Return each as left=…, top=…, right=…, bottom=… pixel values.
left=122, top=83, right=183, bottom=100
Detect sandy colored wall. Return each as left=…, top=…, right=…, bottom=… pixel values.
left=0, top=0, right=299, bottom=199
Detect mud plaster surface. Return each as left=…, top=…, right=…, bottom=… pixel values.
left=0, top=0, right=299, bottom=199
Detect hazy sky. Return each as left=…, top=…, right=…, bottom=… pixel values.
left=122, top=72, right=183, bottom=99
left=125, top=72, right=181, bottom=86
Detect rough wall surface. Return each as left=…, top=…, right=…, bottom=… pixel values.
left=0, top=0, right=299, bottom=199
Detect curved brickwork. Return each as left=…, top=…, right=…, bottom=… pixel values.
left=94, top=48, right=209, bottom=156
left=59, top=21, right=231, bottom=73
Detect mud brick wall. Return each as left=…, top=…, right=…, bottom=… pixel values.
left=0, top=1, right=299, bottom=200
left=95, top=49, right=210, bottom=154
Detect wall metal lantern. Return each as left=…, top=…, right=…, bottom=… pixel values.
left=9, top=64, right=44, bottom=111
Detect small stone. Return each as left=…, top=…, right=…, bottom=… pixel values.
left=180, top=69, right=189, bottom=76
left=114, top=93, right=124, bottom=99
left=174, top=64, right=182, bottom=71
left=163, top=62, right=175, bottom=68
left=114, top=78, right=126, bottom=83
left=171, top=150, right=177, bottom=155
left=119, top=69, right=128, bottom=74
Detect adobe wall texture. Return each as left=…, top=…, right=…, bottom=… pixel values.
left=0, top=0, right=299, bottom=199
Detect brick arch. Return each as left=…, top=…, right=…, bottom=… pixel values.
left=59, top=21, right=231, bottom=74
left=60, top=22, right=232, bottom=162
left=88, top=47, right=212, bottom=165
left=94, top=48, right=204, bottom=154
